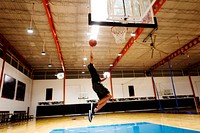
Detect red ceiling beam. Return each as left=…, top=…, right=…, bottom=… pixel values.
left=150, top=35, right=200, bottom=71
left=0, top=34, right=32, bottom=71
left=110, top=0, right=167, bottom=71
left=42, top=0, right=65, bottom=72
left=153, top=0, right=167, bottom=15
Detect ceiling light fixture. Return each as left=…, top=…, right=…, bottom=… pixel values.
left=48, top=55, right=52, bottom=67
left=109, top=64, right=113, bottom=67
left=41, top=32, right=46, bottom=55
left=83, top=57, right=87, bottom=61
left=27, top=3, right=34, bottom=34
left=41, top=51, right=46, bottom=56
left=48, top=64, right=52, bottom=67
left=131, top=32, right=136, bottom=37
left=27, top=27, right=33, bottom=34
left=82, top=71, right=85, bottom=74
left=118, top=53, right=122, bottom=56
left=56, top=72, right=64, bottom=79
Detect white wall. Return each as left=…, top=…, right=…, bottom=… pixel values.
left=30, top=76, right=200, bottom=116
left=0, top=61, right=32, bottom=114
left=154, top=76, right=200, bottom=96
left=30, top=80, right=64, bottom=116
left=118, top=77, right=154, bottom=97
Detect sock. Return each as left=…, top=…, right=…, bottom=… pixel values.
left=94, top=108, right=98, bottom=113
left=92, top=103, right=96, bottom=111
left=92, top=104, right=98, bottom=114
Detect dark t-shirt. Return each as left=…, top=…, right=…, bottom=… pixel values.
left=88, top=63, right=100, bottom=83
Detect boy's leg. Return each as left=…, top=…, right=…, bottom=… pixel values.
left=89, top=93, right=111, bottom=122
left=94, top=93, right=112, bottom=113
left=97, top=93, right=111, bottom=105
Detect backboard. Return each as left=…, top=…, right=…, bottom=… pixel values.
left=89, top=0, right=157, bottom=28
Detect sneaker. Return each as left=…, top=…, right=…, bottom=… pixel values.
left=88, top=110, right=92, bottom=122
left=89, top=110, right=94, bottom=122
left=91, top=112, right=94, bottom=121
left=90, top=102, right=96, bottom=114
left=90, top=102, right=93, bottom=113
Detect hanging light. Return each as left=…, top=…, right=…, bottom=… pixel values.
left=48, top=64, right=52, bottom=67
left=48, top=55, right=52, bottom=67
left=118, top=53, right=122, bottom=56
left=131, top=32, right=136, bottom=37
left=41, top=32, right=46, bottom=55
left=56, top=72, right=64, bottom=79
left=41, top=51, right=46, bottom=56
left=27, top=27, right=33, bottom=34
left=27, top=3, right=34, bottom=34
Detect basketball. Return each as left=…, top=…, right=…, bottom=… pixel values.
left=89, top=39, right=97, bottom=47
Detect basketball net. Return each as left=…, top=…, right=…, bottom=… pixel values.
left=111, top=27, right=128, bottom=44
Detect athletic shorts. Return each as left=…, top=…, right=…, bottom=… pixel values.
left=92, top=82, right=110, bottom=100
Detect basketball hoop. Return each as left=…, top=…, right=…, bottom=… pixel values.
left=111, top=27, right=128, bottom=44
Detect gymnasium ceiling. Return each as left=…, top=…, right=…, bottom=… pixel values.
left=0, top=0, right=200, bottom=77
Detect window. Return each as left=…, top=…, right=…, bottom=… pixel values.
left=19, top=64, right=24, bottom=73
left=11, top=59, right=18, bottom=69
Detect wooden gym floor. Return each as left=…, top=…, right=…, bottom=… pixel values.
left=0, top=112, right=200, bottom=133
